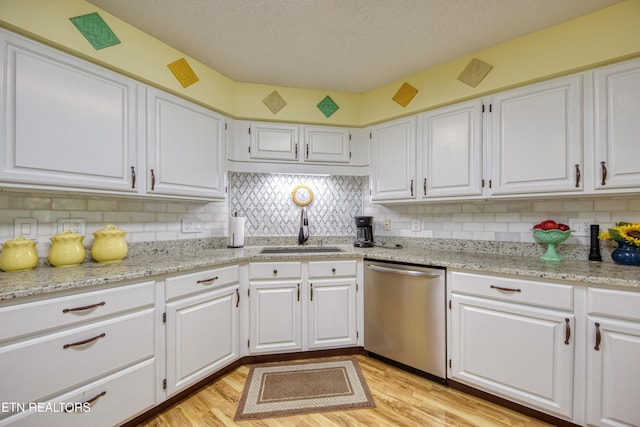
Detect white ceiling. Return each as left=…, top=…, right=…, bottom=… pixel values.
left=86, top=0, right=622, bottom=93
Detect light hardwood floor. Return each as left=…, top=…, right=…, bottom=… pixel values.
left=138, top=355, right=554, bottom=426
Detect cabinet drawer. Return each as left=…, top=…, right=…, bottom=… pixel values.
left=450, top=271, right=573, bottom=311
left=0, top=309, right=155, bottom=406
left=1, top=359, right=156, bottom=427
left=249, top=262, right=301, bottom=280
left=308, top=260, right=357, bottom=278
left=165, top=265, right=239, bottom=300
left=587, top=287, right=640, bottom=322
left=0, top=281, right=155, bottom=343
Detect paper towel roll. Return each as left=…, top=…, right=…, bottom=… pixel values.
left=228, top=216, right=245, bottom=248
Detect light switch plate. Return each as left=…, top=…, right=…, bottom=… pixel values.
left=14, top=218, right=37, bottom=239
left=383, top=218, right=391, bottom=231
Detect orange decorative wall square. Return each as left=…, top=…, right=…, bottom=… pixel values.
left=392, top=82, right=418, bottom=108
left=167, top=58, right=199, bottom=88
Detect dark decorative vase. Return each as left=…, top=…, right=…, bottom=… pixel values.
left=611, top=241, right=640, bottom=266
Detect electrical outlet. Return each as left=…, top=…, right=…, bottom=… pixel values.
left=411, top=219, right=421, bottom=232
left=383, top=218, right=391, bottom=231
left=568, top=218, right=594, bottom=237
left=57, top=219, right=86, bottom=236
left=14, top=218, right=37, bottom=239
left=181, top=218, right=203, bottom=233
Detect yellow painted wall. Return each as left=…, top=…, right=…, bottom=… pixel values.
left=1, top=0, right=639, bottom=127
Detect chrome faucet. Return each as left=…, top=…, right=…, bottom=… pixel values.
left=298, top=207, right=309, bottom=245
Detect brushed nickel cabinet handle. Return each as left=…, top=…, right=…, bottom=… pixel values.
left=575, top=164, right=581, bottom=188
left=423, top=178, right=427, bottom=196
left=490, top=285, right=521, bottom=293
left=196, top=276, right=219, bottom=285
left=63, top=301, right=105, bottom=313
left=235, top=288, right=240, bottom=308
left=63, top=333, right=106, bottom=349
left=150, top=169, right=156, bottom=191
left=564, top=318, right=571, bottom=345
left=594, top=322, right=601, bottom=351
left=131, top=166, right=136, bottom=189
left=65, top=391, right=107, bottom=412
left=601, top=162, right=607, bottom=186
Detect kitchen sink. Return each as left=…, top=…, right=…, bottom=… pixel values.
left=260, top=246, right=344, bottom=254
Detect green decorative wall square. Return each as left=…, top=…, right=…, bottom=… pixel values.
left=70, top=12, right=120, bottom=50
left=317, top=96, right=339, bottom=118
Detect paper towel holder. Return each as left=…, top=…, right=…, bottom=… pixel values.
left=228, top=212, right=245, bottom=248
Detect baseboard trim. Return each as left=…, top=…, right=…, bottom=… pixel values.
left=448, top=380, right=580, bottom=427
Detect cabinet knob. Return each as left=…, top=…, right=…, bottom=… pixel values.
left=273, top=269, right=278, bottom=275
left=331, top=268, right=336, bottom=274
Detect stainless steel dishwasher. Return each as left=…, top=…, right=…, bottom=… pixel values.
left=364, top=260, right=446, bottom=382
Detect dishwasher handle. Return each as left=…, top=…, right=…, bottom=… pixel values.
left=367, top=263, right=442, bottom=278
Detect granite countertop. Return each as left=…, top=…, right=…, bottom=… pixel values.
left=1, top=244, right=639, bottom=302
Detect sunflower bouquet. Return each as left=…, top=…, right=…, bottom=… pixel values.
left=598, top=222, right=640, bottom=247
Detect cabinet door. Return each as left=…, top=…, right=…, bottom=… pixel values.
left=420, top=100, right=483, bottom=198
left=369, top=116, right=417, bottom=201
left=165, top=285, right=240, bottom=396
left=249, top=281, right=302, bottom=354
left=593, top=58, right=640, bottom=191
left=146, top=88, right=226, bottom=200
left=586, top=317, right=640, bottom=427
left=450, top=294, right=574, bottom=419
left=0, top=30, right=139, bottom=194
left=308, top=278, right=357, bottom=349
left=249, top=122, right=299, bottom=161
left=303, top=126, right=350, bottom=163
left=489, top=75, right=583, bottom=195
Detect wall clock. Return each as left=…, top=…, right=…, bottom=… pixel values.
left=291, top=184, right=314, bottom=206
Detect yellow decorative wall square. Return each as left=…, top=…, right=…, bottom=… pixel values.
left=263, top=90, right=287, bottom=114
left=167, top=58, right=199, bottom=88
left=458, top=58, right=493, bottom=88
left=392, top=82, right=418, bottom=108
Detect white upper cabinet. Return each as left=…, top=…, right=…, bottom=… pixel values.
left=592, top=57, right=640, bottom=192
left=303, top=126, right=351, bottom=163
left=488, top=75, right=583, bottom=196
left=419, top=99, right=483, bottom=199
left=0, top=29, right=140, bottom=194
left=249, top=122, right=299, bottom=161
left=146, top=87, right=226, bottom=200
left=369, top=115, right=417, bottom=201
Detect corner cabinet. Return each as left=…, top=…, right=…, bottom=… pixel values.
left=488, top=74, right=584, bottom=196
left=448, top=271, right=575, bottom=420
left=369, top=116, right=417, bottom=201
left=146, top=88, right=227, bottom=200
left=586, top=287, right=640, bottom=427
left=164, top=265, right=240, bottom=397
left=592, top=57, right=640, bottom=192
left=0, top=29, right=140, bottom=195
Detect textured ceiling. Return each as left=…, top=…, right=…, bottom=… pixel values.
left=86, top=0, right=622, bottom=93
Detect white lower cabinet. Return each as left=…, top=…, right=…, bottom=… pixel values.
left=586, top=288, right=640, bottom=427
left=308, top=260, right=358, bottom=349
left=248, top=262, right=303, bottom=354
left=164, top=266, right=240, bottom=396
left=0, top=280, right=158, bottom=426
left=449, top=271, right=575, bottom=420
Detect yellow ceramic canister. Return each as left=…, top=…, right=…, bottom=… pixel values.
left=0, top=235, right=39, bottom=272
left=91, top=225, right=128, bottom=263
left=48, top=230, right=86, bottom=267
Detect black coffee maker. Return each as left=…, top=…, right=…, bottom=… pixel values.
left=354, top=216, right=374, bottom=248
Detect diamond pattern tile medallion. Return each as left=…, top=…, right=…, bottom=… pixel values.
left=392, top=82, right=418, bottom=107
left=69, top=12, right=120, bottom=50
left=167, top=58, right=199, bottom=88
left=317, top=96, right=339, bottom=118
left=263, top=90, right=287, bottom=114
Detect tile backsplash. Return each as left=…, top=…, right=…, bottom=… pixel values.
left=1, top=175, right=638, bottom=258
